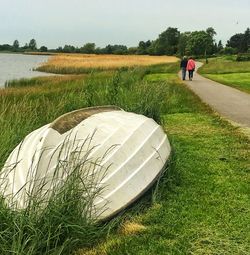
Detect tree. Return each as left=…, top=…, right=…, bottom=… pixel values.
left=244, top=28, right=250, bottom=52
left=226, top=28, right=250, bottom=53
left=40, top=46, right=48, bottom=52
left=80, top=43, right=96, bottom=54
left=128, top=47, right=137, bottom=55
left=0, top=44, right=12, bottom=51
left=137, top=41, right=146, bottom=54
left=62, top=45, right=75, bottom=53
left=186, top=31, right=211, bottom=56
left=223, top=47, right=237, bottom=55
left=206, top=27, right=216, bottom=38
left=145, top=40, right=156, bottom=55
left=137, top=40, right=151, bottom=55
left=13, top=40, right=19, bottom=51
left=213, top=42, right=218, bottom=54
left=99, top=44, right=128, bottom=54
left=185, top=28, right=216, bottom=61
left=227, top=33, right=245, bottom=53
left=28, top=39, right=37, bottom=50
left=205, top=27, right=217, bottom=61
left=56, top=46, right=63, bottom=52
left=22, top=43, right=29, bottom=50
left=111, top=45, right=128, bottom=55
left=104, top=44, right=113, bottom=54
left=154, top=27, right=180, bottom=55
left=178, top=32, right=191, bottom=56
left=217, top=40, right=223, bottom=53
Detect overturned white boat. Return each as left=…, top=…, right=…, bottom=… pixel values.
left=0, top=106, right=171, bottom=219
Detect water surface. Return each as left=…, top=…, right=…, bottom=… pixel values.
left=0, top=53, right=54, bottom=87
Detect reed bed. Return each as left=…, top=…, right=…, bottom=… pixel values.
left=4, top=75, right=86, bottom=88
left=37, top=54, right=178, bottom=74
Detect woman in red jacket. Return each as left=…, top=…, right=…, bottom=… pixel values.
left=186, top=57, right=195, bottom=81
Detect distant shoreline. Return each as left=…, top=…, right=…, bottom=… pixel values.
left=0, top=51, right=56, bottom=56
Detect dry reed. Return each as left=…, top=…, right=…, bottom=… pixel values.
left=40, top=54, right=178, bottom=70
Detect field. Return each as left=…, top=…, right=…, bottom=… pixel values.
left=36, top=54, right=179, bottom=74
left=0, top=57, right=249, bottom=255
left=199, top=57, right=250, bottom=93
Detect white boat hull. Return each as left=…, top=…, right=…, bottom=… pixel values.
left=0, top=106, right=171, bottom=219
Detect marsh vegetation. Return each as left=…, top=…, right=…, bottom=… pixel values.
left=36, top=54, right=178, bottom=74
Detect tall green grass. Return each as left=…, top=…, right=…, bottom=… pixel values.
left=36, top=63, right=180, bottom=75
left=0, top=137, right=110, bottom=255
left=4, top=75, right=85, bottom=88
left=0, top=64, right=196, bottom=254
left=36, top=65, right=110, bottom=74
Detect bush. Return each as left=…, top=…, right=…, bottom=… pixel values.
left=236, top=53, right=250, bottom=62
left=222, top=47, right=237, bottom=55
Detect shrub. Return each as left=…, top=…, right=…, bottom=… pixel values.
left=222, top=47, right=238, bottom=55
left=236, top=53, right=250, bottom=62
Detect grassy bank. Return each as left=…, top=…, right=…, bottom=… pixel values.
left=79, top=114, right=249, bottom=255
left=0, top=63, right=182, bottom=254
left=0, top=62, right=249, bottom=254
left=199, top=57, right=250, bottom=74
left=199, top=57, right=250, bottom=93
left=203, top=73, right=250, bottom=94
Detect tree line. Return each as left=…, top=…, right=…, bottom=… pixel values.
left=0, top=27, right=249, bottom=56
left=0, top=39, right=43, bottom=52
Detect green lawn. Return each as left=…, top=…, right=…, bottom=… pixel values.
left=0, top=63, right=249, bottom=255
left=81, top=112, right=250, bottom=254
left=203, top=73, right=250, bottom=94
left=199, top=57, right=250, bottom=93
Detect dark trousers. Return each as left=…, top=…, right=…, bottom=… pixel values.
left=181, top=68, right=186, bottom=80
left=188, top=70, right=194, bottom=80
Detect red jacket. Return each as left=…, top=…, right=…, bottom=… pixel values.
left=187, top=59, right=195, bottom=71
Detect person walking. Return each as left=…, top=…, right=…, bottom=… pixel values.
left=180, top=56, right=188, bottom=80
left=187, top=57, right=196, bottom=81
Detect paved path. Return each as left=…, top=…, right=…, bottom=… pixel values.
left=180, top=62, right=250, bottom=129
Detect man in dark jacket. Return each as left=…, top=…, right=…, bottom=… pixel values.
left=180, top=56, right=188, bottom=80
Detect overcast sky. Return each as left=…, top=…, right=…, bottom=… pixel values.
left=1, top=0, right=249, bottom=48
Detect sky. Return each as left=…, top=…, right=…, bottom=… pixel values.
left=1, top=0, right=250, bottom=49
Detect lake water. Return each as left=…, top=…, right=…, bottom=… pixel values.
left=0, top=53, right=54, bottom=88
